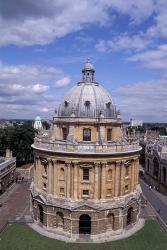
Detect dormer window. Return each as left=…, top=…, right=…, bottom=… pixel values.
left=106, top=102, right=111, bottom=109
left=64, top=101, right=69, bottom=107
left=85, top=100, right=90, bottom=108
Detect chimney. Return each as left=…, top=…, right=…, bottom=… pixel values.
left=5, top=149, right=12, bottom=160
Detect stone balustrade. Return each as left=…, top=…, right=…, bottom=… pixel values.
left=32, top=137, right=141, bottom=154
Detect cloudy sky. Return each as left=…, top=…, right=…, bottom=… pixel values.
left=0, top=0, right=167, bottom=122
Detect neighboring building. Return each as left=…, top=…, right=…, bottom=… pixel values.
left=30, top=61, right=142, bottom=241
left=144, top=137, right=167, bottom=192
left=0, top=149, right=16, bottom=195
left=33, top=116, right=42, bottom=131
left=130, top=119, right=143, bottom=127
left=16, top=164, right=34, bottom=181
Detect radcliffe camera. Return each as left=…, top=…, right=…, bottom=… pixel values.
left=0, top=1, right=167, bottom=250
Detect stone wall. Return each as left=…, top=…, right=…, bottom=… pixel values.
left=32, top=197, right=140, bottom=236
left=33, top=152, right=140, bottom=201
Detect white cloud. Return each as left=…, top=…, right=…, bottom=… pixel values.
left=0, top=0, right=110, bottom=46
left=0, top=62, right=66, bottom=118
left=104, top=0, right=155, bottom=24
left=41, top=107, right=49, bottom=112
left=112, top=79, right=167, bottom=122
left=0, top=0, right=159, bottom=47
left=33, top=84, right=49, bottom=93
left=96, top=34, right=151, bottom=52
left=128, top=44, right=167, bottom=72
left=55, top=76, right=70, bottom=88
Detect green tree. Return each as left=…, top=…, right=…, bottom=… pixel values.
left=0, top=121, right=35, bottom=167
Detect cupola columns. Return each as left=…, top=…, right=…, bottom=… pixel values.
left=82, top=59, right=95, bottom=82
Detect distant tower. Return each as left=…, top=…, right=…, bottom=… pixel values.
left=34, top=116, right=42, bottom=130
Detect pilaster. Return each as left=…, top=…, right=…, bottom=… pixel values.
left=114, top=161, right=121, bottom=197
left=66, top=162, right=71, bottom=199
left=73, top=162, right=78, bottom=199
left=94, top=163, right=100, bottom=199
left=101, top=163, right=106, bottom=199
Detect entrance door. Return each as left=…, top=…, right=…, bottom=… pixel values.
left=79, top=214, right=91, bottom=234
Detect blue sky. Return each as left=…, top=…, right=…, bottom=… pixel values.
left=0, top=0, right=167, bottom=122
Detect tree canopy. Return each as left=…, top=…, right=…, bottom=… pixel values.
left=0, top=122, right=35, bottom=167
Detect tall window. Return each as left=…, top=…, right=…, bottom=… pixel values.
left=83, top=168, right=89, bottom=181
left=62, top=127, right=68, bottom=140
left=125, top=166, right=129, bottom=177
left=107, top=129, right=112, bottom=141
left=108, top=169, right=112, bottom=180
left=60, top=168, right=65, bottom=180
left=83, top=128, right=91, bottom=141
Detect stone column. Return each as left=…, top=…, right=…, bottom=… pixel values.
left=114, top=161, right=121, bottom=197
left=99, top=126, right=106, bottom=143
left=135, top=158, right=139, bottom=186
left=101, top=163, right=106, bottom=199
left=131, top=159, right=136, bottom=191
left=67, top=125, right=75, bottom=142
left=130, top=161, right=133, bottom=192
left=48, top=160, right=52, bottom=194
left=66, top=162, right=71, bottom=199
left=94, top=163, right=99, bottom=199
left=120, top=161, right=125, bottom=196
left=54, top=160, right=58, bottom=196
left=73, top=162, right=78, bottom=200
left=34, top=157, right=38, bottom=185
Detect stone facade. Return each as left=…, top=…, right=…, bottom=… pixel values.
left=0, top=150, right=16, bottom=195
left=144, top=138, right=167, bottom=192
left=30, top=61, right=142, bottom=241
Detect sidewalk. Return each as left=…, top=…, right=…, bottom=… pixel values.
left=0, top=181, right=32, bottom=232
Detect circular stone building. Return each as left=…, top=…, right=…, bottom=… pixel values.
left=30, top=61, right=142, bottom=241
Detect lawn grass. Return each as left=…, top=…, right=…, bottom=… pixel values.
left=0, top=220, right=167, bottom=250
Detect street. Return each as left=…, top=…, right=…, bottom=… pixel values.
left=140, top=178, right=167, bottom=227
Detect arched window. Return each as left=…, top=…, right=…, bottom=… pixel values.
left=127, top=207, right=133, bottom=225
left=147, top=159, right=150, bottom=172
left=153, top=157, right=159, bottom=178
left=108, top=169, right=112, bottom=180
left=60, top=168, right=65, bottom=180
left=56, top=212, right=64, bottom=229
left=38, top=204, right=44, bottom=224
left=162, top=167, right=166, bottom=183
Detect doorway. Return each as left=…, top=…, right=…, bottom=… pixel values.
left=79, top=214, right=91, bottom=234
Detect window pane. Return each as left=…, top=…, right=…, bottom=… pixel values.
left=83, top=190, right=89, bottom=196
left=83, top=128, right=91, bottom=141
left=62, top=127, right=68, bottom=140
left=107, top=129, right=112, bottom=141
left=83, top=168, right=89, bottom=180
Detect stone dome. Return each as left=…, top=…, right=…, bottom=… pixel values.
left=82, top=62, right=94, bottom=72
left=57, top=61, right=117, bottom=118
left=35, top=116, right=41, bottom=121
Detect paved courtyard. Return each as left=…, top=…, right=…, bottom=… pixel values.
left=0, top=181, right=32, bottom=231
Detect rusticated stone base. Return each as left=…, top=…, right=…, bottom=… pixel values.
left=30, top=188, right=141, bottom=239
